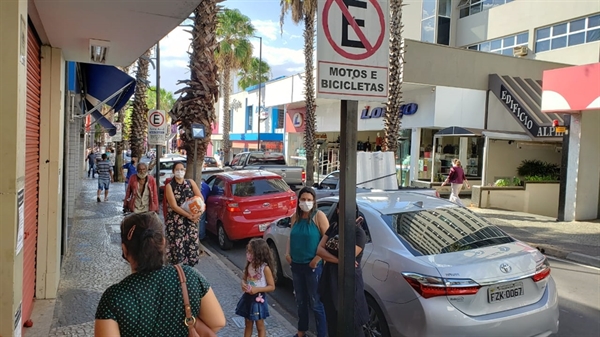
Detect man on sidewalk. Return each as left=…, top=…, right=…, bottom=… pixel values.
left=86, top=149, right=97, bottom=178
left=96, top=153, right=114, bottom=202
left=122, top=155, right=138, bottom=195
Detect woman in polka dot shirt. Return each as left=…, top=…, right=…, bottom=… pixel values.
left=94, top=212, right=226, bottom=336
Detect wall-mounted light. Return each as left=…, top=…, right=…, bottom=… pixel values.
left=89, top=39, right=110, bottom=64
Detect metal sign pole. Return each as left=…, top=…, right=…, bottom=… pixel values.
left=337, top=99, right=358, bottom=336
left=155, top=41, right=161, bottom=191
left=193, top=139, right=198, bottom=182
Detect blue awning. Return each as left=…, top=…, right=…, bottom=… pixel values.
left=82, top=63, right=136, bottom=136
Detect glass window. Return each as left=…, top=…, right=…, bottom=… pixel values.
left=422, top=0, right=436, bottom=19
left=503, top=36, right=515, bottom=47
left=537, top=27, right=551, bottom=40
left=587, top=29, right=600, bottom=42
left=421, top=17, right=436, bottom=43
left=437, top=16, right=451, bottom=45
left=381, top=208, right=514, bottom=256
left=466, top=32, right=527, bottom=57
left=568, top=32, right=585, bottom=46
left=490, top=39, right=502, bottom=50
left=438, top=0, right=452, bottom=17
left=231, top=177, right=289, bottom=197
left=588, top=14, right=600, bottom=28
left=470, top=2, right=482, bottom=15
left=553, top=23, right=568, bottom=36
left=516, top=32, right=529, bottom=44
left=570, top=18, right=586, bottom=32
left=501, top=48, right=513, bottom=56
left=482, top=0, right=494, bottom=11
left=467, top=45, right=478, bottom=50
left=246, top=152, right=286, bottom=165
left=551, top=36, right=567, bottom=49
left=479, top=41, right=491, bottom=52
left=535, top=40, right=551, bottom=52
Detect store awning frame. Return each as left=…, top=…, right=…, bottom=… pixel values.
left=434, top=126, right=483, bottom=137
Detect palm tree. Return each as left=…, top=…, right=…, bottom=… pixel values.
left=130, top=49, right=152, bottom=158
left=280, top=0, right=317, bottom=186
left=171, top=1, right=220, bottom=180
left=215, top=8, right=255, bottom=163
left=383, top=0, right=404, bottom=153
left=114, top=65, right=133, bottom=181
left=238, top=57, right=271, bottom=90
left=147, top=86, right=177, bottom=112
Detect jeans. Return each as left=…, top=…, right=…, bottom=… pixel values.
left=199, top=211, right=206, bottom=240
left=88, top=164, right=95, bottom=177
left=291, top=262, right=327, bottom=337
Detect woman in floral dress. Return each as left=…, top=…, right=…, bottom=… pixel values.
left=164, top=162, right=204, bottom=266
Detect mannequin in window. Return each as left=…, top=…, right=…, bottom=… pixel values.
left=375, top=133, right=383, bottom=151
left=364, top=137, right=372, bottom=152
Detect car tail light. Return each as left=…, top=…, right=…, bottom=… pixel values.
left=301, top=170, right=306, bottom=183
left=402, top=272, right=481, bottom=299
left=289, top=195, right=297, bottom=208
left=532, top=258, right=551, bottom=282
left=227, top=202, right=241, bottom=213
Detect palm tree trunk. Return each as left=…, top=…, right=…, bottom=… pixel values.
left=114, top=66, right=132, bottom=182
left=384, top=0, right=404, bottom=153
left=303, top=9, right=317, bottom=186
left=131, top=49, right=152, bottom=158
left=222, top=61, right=232, bottom=163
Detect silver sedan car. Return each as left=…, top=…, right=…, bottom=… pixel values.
left=263, top=191, right=559, bottom=337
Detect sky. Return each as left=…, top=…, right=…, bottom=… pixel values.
left=148, top=0, right=306, bottom=96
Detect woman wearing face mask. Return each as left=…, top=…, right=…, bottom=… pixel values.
left=124, top=162, right=158, bottom=213
left=285, top=187, right=329, bottom=337
left=165, top=162, right=204, bottom=266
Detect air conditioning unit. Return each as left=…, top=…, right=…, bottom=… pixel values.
left=513, top=46, right=528, bottom=57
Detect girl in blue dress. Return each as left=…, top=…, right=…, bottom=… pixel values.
left=235, top=238, right=276, bottom=337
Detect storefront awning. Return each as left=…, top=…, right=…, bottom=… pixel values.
left=435, top=126, right=483, bottom=137
left=489, top=74, right=563, bottom=139
left=541, top=63, right=600, bottom=113
left=81, top=63, right=136, bottom=136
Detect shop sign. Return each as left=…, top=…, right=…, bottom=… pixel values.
left=360, top=103, right=418, bottom=119
left=500, top=85, right=564, bottom=138
left=316, top=0, right=389, bottom=101
left=292, top=112, right=303, bottom=127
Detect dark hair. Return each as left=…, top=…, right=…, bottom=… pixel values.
left=296, top=186, right=317, bottom=215
left=331, top=204, right=360, bottom=225
left=244, top=238, right=276, bottom=283
left=120, top=212, right=165, bottom=273
left=172, top=161, right=186, bottom=173
left=101, top=153, right=107, bottom=160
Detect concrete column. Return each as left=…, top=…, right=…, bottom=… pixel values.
left=0, top=0, right=28, bottom=335
left=459, top=137, right=469, bottom=167
left=567, top=112, right=600, bottom=221
left=409, top=128, right=421, bottom=184
left=481, top=136, right=490, bottom=186
left=36, top=46, right=65, bottom=299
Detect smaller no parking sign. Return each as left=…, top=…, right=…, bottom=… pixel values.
left=147, top=110, right=167, bottom=146
left=317, top=0, right=389, bottom=101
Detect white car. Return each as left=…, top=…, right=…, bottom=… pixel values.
left=264, top=191, right=559, bottom=337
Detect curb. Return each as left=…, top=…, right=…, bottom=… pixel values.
left=199, top=243, right=298, bottom=334
left=528, top=242, right=600, bottom=268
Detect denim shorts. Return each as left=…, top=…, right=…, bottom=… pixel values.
left=98, top=180, right=110, bottom=191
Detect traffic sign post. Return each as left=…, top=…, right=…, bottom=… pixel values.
left=147, top=109, right=168, bottom=146
left=112, top=122, right=123, bottom=142
left=317, top=1, right=390, bottom=335
left=317, top=0, right=390, bottom=101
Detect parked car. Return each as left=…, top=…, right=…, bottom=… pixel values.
left=204, top=156, right=219, bottom=169
left=228, top=151, right=305, bottom=190
left=205, top=170, right=297, bottom=250
left=313, top=170, right=440, bottom=199
left=264, top=191, right=559, bottom=337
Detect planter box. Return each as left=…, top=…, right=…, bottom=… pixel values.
left=472, top=181, right=559, bottom=218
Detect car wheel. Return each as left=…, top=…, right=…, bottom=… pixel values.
left=268, top=241, right=284, bottom=284
left=217, top=223, right=233, bottom=250
left=364, top=295, right=390, bottom=337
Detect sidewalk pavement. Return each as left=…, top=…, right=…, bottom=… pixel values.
left=25, top=178, right=296, bottom=337
left=461, top=199, right=600, bottom=268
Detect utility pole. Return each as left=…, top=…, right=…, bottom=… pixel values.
left=155, top=41, right=161, bottom=191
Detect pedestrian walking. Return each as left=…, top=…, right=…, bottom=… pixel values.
left=86, top=150, right=97, bottom=178
left=199, top=179, right=210, bottom=241
left=441, top=159, right=470, bottom=206
left=164, top=162, right=204, bottom=266
left=107, top=148, right=116, bottom=174
left=317, top=204, right=370, bottom=337
left=94, top=212, right=226, bottom=337
left=285, top=187, right=329, bottom=337
left=96, top=153, right=113, bottom=202
left=235, top=238, right=276, bottom=337
left=124, top=163, right=158, bottom=214
left=122, top=156, right=138, bottom=196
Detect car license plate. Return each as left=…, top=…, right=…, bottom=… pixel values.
left=488, top=281, right=524, bottom=303
left=258, top=223, right=269, bottom=232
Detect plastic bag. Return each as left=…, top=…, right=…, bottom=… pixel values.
left=181, top=196, right=205, bottom=216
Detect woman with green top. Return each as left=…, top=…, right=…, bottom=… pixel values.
left=94, top=212, right=226, bottom=336
left=285, top=187, right=329, bottom=337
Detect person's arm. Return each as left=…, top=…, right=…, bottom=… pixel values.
left=250, top=266, right=276, bottom=294
left=463, top=170, right=470, bottom=188
left=285, top=214, right=296, bottom=265
left=150, top=177, right=159, bottom=212
left=165, top=183, right=194, bottom=220
left=316, top=234, right=338, bottom=264
left=442, top=168, right=455, bottom=186
left=309, top=211, right=330, bottom=268
left=94, top=319, right=120, bottom=336
left=197, top=288, right=226, bottom=333
left=109, top=167, right=114, bottom=182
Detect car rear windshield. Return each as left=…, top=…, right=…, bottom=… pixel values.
left=232, top=178, right=289, bottom=197
left=159, top=161, right=181, bottom=171
left=381, top=207, right=514, bottom=256
left=204, top=157, right=217, bottom=164
left=247, top=153, right=286, bottom=165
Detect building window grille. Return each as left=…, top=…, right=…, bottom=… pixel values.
left=458, top=0, right=514, bottom=19
left=466, top=32, right=528, bottom=56
left=535, top=13, right=600, bottom=53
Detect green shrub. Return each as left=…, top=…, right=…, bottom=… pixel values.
left=517, top=160, right=560, bottom=180
left=494, top=177, right=522, bottom=187
left=524, top=175, right=558, bottom=182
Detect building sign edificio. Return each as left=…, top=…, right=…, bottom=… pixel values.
left=360, top=103, right=418, bottom=119
left=500, top=85, right=564, bottom=138
left=317, top=0, right=389, bottom=101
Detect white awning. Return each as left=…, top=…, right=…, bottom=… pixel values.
left=482, top=131, right=532, bottom=141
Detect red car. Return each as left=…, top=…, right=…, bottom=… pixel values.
left=205, top=170, right=297, bottom=250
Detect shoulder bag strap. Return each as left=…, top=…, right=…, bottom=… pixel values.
left=175, top=264, right=200, bottom=337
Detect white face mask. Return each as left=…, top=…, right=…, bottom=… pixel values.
left=299, top=201, right=313, bottom=212
left=174, top=170, right=185, bottom=179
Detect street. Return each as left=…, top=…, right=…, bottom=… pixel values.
left=204, top=237, right=600, bottom=337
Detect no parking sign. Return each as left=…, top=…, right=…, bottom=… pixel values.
left=147, top=110, right=167, bottom=146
